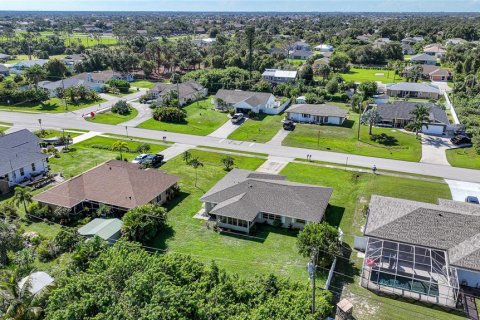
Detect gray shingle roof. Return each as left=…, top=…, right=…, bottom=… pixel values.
left=201, top=169, right=332, bottom=222
left=39, top=77, right=100, bottom=91
left=0, top=129, right=48, bottom=176
left=0, top=64, right=8, bottom=72
left=287, top=104, right=348, bottom=118
left=376, top=101, right=448, bottom=125
left=386, top=82, right=440, bottom=94
left=410, top=53, right=437, bottom=62
left=365, top=195, right=480, bottom=271
left=149, top=80, right=205, bottom=101
left=215, top=89, right=273, bottom=107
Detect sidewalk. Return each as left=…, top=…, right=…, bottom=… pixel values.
left=72, top=131, right=102, bottom=144
left=256, top=156, right=294, bottom=174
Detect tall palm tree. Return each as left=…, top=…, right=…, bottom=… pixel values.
left=410, top=105, right=430, bottom=137
left=112, top=141, right=129, bottom=161
left=24, top=65, right=46, bottom=88
left=13, top=187, right=32, bottom=214
left=189, top=157, right=204, bottom=187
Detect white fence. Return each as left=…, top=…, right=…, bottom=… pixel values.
left=444, top=92, right=460, bottom=125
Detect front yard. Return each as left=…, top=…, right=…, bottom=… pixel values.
left=227, top=113, right=285, bottom=143
left=137, top=97, right=229, bottom=136
left=446, top=147, right=480, bottom=169
left=130, top=80, right=156, bottom=89
left=283, top=114, right=422, bottom=162
left=0, top=97, right=105, bottom=113
left=86, top=108, right=138, bottom=125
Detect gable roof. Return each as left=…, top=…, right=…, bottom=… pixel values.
left=287, top=104, right=348, bottom=118
left=386, top=82, right=440, bottom=94
left=13, top=59, right=48, bottom=68
left=0, top=53, right=11, bottom=60
left=410, top=53, right=437, bottom=62
left=33, top=160, right=179, bottom=210
left=78, top=218, right=123, bottom=240
left=38, top=77, right=101, bottom=91
left=262, top=69, right=298, bottom=79
left=289, top=49, right=313, bottom=57
left=365, top=195, right=480, bottom=271
left=201, top=169, right=332, bottom=222
left=376, top=101, right=448, bottom=124
left=0, top=64, right=8, bottom=72
left=215, top=89, right=273, bottom=107
left=149, top=80, right=205, bottom=100
left=0, top=129, right=48, bottom=176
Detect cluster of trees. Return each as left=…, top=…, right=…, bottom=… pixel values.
left=111, top=100, right=132, bottom=115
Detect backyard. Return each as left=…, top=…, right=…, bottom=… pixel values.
left=131, top=80, right=156, bottom=89
left=137, top=97, right=229, bottom=136
left=228, top=113, right=285, bottom=143
left=339, top=67, right=405, bottom=83
left=446, top=147, right=480, bottom=169
left=86, top=108, right=138, bottom=125
left=283, top=113, right=422, bottom=162
left=0, top=97, right=105, bottom=113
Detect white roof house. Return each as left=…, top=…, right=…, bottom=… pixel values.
left=18, top=272, right=54, bottom=295
left=314, top=44, right=334, bottom=52
left=262, top=69, right=297, bottom=84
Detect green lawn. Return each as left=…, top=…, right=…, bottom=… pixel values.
left=86, top=108, right=138, bottom=125
left=35, top=129, right=81, bottom=139
left=1, top=32, right=117, bottom=48
left=286, top=58, right=305, bottom=67
left=280, top=163, right=457, bottom=320
left=339, top=67, right=405, bottom=83
left=228, top=113, right=285, bottom=143
left=446, top=147, right=480, bottom=169
left=0, top=98, right=105, bottom=113
left=49, top=136, right=169, bottom=178
left=137, top=97, right=229, bottom=136
left=283, top=114, right=422, bottom=162
left=131, top=80, right=155, bottom=89
left=107, top=88, right=137, bottom=97
left=152, top=150, right=321, bottom=282
left=0, top=126, right=9, bottom=133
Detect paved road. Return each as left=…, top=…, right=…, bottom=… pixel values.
left=2, top=110, right=480, bottom=182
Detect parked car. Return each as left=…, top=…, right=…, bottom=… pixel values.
left=450, top=135, right=472, bottom=146
left=231, top=113, right=244, bottom=124
left=283, top=120, right=295, bottom=131
left=466, top=196, right=479, bottom=204
left=132, top=154, right=148, bottom=164
left=142, top=154, right=164, bottom=167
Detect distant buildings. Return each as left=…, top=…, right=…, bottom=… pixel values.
left=262, top=69, right=298, bottom=84
left=423, top=44, right=446, bottom=58
left=314, top=44, right=334, bottom=52
left=410, top=53, right=437, bottom=65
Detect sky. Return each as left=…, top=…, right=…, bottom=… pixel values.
left=1, top=0, right=480, bottom=12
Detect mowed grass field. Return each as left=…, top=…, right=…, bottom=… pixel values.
left=228, top=113, right=285, bottom=143
left=137, top=97, right=229, bottom=136
left=0, top=98, right=105, bottom=113
left=283, top=113, right=422, bottom=162
left=446, top=147, right=480, bottom=169
left=131, top=80, right=156, bottom=89
left=339, top=67, right=405, bottom=83
left=0, top=32, right=117, bottom=48
left=86, top=108, right=138, bottom=125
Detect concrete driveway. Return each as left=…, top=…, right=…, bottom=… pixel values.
left=208, top=119, right=242, bottom=139
left=121, top=102, right=152, bottom=127
left=432, top=81, right=452, bottom=94
left=445, top=179, right=480, bottom=202
left=256, top=156, right=293, bottom=174
left=267, top=128, right=291, bottom=145
left=420, top=134, right=453, bottom=166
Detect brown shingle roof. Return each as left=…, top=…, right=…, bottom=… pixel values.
left=33, top=160, right=179, bottom=210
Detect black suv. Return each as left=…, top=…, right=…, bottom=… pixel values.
left=283, top=120, right=295, bottom=131
left=142, top=154, right=164, bottom=167
left=450, top=135, right=472, bottom=146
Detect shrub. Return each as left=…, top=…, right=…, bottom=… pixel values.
left=111, top=100, right=131, bottom=115
left=106, top=79, right=130, bottom=93
left=37, top=240, right=55, bottom=262
left=152, top=107, right=187, bottom=123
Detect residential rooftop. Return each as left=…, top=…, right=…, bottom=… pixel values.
left=287, top=104, right=348, bottom=118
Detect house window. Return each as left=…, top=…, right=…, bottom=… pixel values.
left=12, top=171, right=16, bottom=179
left=263, top=213, right=281, bottom=221
left=302, top=114, right=311, bottom=118
left=296, top=219, right=306, bottom=224
left=31, top=163, right=36, bottom=172
left=20, top=168, right=24, bottom=176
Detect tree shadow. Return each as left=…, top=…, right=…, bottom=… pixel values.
left=370, top=133, right=399, bottom=146
left=163, top=191, right=190, bottom=211
left=325, top=205, right=345, bottom=229
left=148, top=223, right=175, bottom=251
left=219, top=224, right=299, bottom=244
left=39, top=102, right=60, bottom=111
left=341, top=119, right=355, bottom=129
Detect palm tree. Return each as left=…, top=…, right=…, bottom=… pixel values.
left=410, top=105, right=430, bottom=137
left=24, top=65, right=46, bottom=88
left=13, top=187, right=32, bottom=214
left=112, top=141, right=129, bottom=160
left=361, top=107, right=382, bottom=135
left=189, top=157, right=204, bottom=187
left=182, top=151, right=191, bottom=164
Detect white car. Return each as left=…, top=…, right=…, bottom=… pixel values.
left=132, top=154, right=148, bottom=164
left=231, top=113, right=244, bottom=124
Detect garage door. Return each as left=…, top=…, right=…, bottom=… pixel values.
left=422, top=124, right=444, bottom=135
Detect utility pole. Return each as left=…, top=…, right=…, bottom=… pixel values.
left=357, top=99, right=363, bottom=141
left=125, top=125, right=129, bottom=139
left=307, top=247, right=317, bottom=314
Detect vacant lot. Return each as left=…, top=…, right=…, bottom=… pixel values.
left=446, top=147, right=480, bottom=169
left=228, top=113, right=285, bottom=143
left=339, top=67, right=405, bottom=83
left=280, top=162, right=456, bottom=320
left=131, top=80, right=156, bottom=89
left=86, top=108, right=138, bottom=125
left=0, top=97, right=105, bottom=113
left=283, top=114, right=422, bottom=162
left=137, top=97, right=229, bottom=136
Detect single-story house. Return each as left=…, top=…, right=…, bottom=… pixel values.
left=385, top=82, right=440, bottom=100
left=410, top=53, right=437, bottom=65
left=361, top=195, right=480, bottom=307
left=10, top=59, right=49, bottom=73
left=286, top=104, right=348, bottom=125
left=446, top=38, right=467, bottom=46
left=403, top=64, right=452, bottom=82
left=33, top=160, right=179, bottom=213
left=401, top=43, right=415, bottom=55
left=61, top=54, right=85, bottom=67
left=356, top=35, right=371, bottom=42
left=192, top=38, right=216, bottom=47
left=401, top=36, right=424, bottom=45
left=312, top=58, right=330, bottom=71
left=423, top=44, right=446, bottom=58
left=376, top=101, right=449, bottom=135
left=18, top=272, right=54, bottom=295
left=0, top=129, right=49, bottom=194
left=314, top=44, right=334, bottom=52
left=213, top=89, right=287, bottom=114
left=289, top=41, right=310, bottom=51
left=78, top=218, right=123, bottom=242
left=262, top=69, right=298, bottom=84
left=0, top=64, right=9, bottom=75
left=200, top=169, right=333, bottom=234
left=39, top=77, right=103, bottom=97
left=0, top=53, right=11, bottom=62
left=72, top=70, right=134, bottom=83
left=373, top=38, right=391, bottom=49
left=148, top=80, right=207, bottom=106
left=289, top=49, right=313, bottom=60
left=269, top=48, right=288, bottom=57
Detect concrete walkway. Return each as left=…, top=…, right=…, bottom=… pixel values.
left=121, top=102, right=152, bottom=127
left=420, top=134, right=452, bottom=166
left=161, top=143, right=196, bottom=161
left=256, top=156, right=294, bottom=174
left=208, top=119, right=240, bottom=139
left=445, top=179, right=480, bottom=202
left=72, top=131, right=102, bottom=144
left=266, top=128, right=290, bottom=145
left=74, top=89, right=147, bottom=117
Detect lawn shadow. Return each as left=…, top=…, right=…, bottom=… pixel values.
left=325, top=205, right=345, bottom=228
left=148, top=223, right=175, bottom=251
left=341, top=119, right=355, bottom=129
left=370, top=133, right=399, bottom=146
left=39, top=102, right=60, bottom=111
left=163, top=191, right=190, bottom=211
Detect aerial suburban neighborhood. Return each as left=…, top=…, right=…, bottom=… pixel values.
left=1, top=4, right=480, bottom=320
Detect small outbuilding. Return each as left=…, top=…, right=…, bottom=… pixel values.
left=78, top=218, right=123, bottom=243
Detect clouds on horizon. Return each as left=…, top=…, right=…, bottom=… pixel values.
left=2, top=0, right=480, bottom=12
